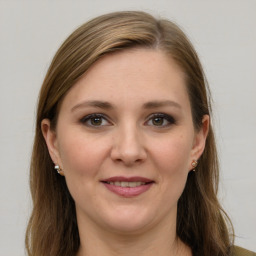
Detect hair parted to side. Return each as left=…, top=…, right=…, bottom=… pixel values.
left=26, top=11, right=234, bottom=256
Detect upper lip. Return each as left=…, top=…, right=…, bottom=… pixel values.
left=101, top=176, right=154, bottom=183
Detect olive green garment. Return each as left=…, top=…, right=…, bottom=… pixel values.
left=233, top=246, right=256, bottom=256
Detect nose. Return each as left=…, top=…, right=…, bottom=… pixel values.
left=110, top=124, right=147, bottom=166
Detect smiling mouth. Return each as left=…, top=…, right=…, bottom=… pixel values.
left=101, top=177, right=154, bottom=197
left=102, top=181, right=150, bottom=187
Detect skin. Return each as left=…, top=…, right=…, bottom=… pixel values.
left=42, top=48, right=209, bottom=256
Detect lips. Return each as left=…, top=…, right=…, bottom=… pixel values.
left=101, top=176, right=154, bottom=197
left=105, top=181, right=147, bottom=187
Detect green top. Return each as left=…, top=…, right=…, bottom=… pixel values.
left=233, top=246, right=256, bottom=256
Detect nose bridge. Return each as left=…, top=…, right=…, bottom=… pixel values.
left=111, top=120, right=147, bottom=165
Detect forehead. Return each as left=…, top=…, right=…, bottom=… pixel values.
left=60, top=48, right=190, bottom=110
left=83, top=48, right=184, bottom=86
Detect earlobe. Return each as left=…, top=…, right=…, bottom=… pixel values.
left=191, top=115, right=210, bottom=161
left=41, top=119, right=61, bottom=166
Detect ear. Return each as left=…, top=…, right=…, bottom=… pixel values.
left=41, top=119, right=62, bottom=167
left=190, top=115, right=209, bottom=165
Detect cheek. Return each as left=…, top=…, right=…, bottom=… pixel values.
left=152, top=133, right=193, bottom=173
left=151, top=133, right=193, bottom=198
left=57, top=131, right=110, bottom=177
left=57, top=132, right=112, bottom=203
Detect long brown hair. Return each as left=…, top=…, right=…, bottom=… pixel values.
left=26, top=11, right=234, bottom=256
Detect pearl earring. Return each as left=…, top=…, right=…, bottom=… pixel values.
left=191, top=160, right=198, bottom=171
left=54, top=165, right=64, bottom=176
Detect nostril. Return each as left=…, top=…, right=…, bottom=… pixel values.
left=110, top=136, right=147, bottom=165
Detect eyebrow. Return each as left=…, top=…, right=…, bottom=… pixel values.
left=71, top=99, right=181, bottom=112
left=143, top=100, right=181, bottom=109
left=71, top=100, right=114, bottom=112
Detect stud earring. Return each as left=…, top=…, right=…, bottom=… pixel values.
left=54, top=164, right=64, bottom=176
left=191, top=160, right=198, bottom=172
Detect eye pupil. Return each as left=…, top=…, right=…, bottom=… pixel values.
left=91, top=117, right=102, bottom=126
left=152, top=117, right=164, bottom=126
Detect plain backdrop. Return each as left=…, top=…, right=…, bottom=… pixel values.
left=0, top=0, right=255, bottom=255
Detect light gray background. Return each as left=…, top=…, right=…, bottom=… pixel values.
left=0, top=1, right=255, bottom=255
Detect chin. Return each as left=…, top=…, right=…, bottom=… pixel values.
left=106, top=219, right=153, bottom=235
left=98, top=205, right=159, bottom=235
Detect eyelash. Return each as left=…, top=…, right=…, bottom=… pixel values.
left=80, top=113, right=111, bottom=127
left=80, top=113, right=176, bottom=128
left=145, top=113, right=176, bottom=127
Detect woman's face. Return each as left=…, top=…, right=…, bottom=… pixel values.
left=43, top=48, right=208, bottom=234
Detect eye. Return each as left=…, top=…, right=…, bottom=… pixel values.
left=80, top=114, right=111, bottom=127
left=146, top=113, right=175, bottom=127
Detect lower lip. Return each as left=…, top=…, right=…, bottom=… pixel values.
left=102, top=182, right=153, bottom=197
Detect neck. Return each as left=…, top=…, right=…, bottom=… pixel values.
left=76, top=213, right=191, bottom=256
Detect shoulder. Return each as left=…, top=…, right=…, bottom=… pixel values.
left=232, top=246, right=256, bottom=256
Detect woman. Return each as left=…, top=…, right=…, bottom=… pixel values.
left=25, top=11, right=255, bottom=256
